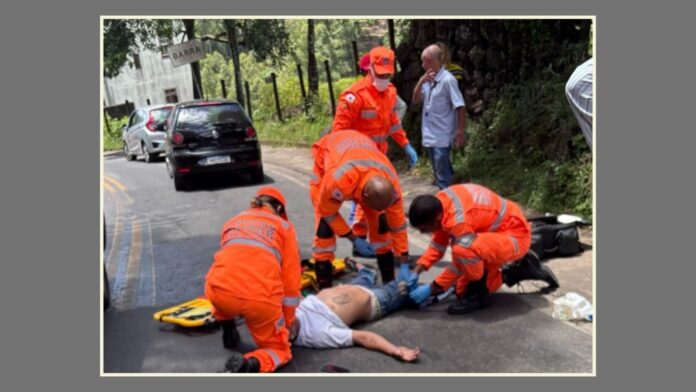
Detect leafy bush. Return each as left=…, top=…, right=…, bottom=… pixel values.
left=453, top=65, right=593, bottom=219
left=103, top=116, right=128, bottom=151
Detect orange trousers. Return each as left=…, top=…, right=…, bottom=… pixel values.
left=205, top=284, right=291, bottom=373
left=435, top=217, right=531, bottom=297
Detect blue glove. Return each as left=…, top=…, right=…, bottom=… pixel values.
left=397, top=264, right=419, bottom=291
left=353, top=237, right=376, bottom=257
left=403, top=144, right=418, bottom=167
left=409, top=284, right=432, bottom=304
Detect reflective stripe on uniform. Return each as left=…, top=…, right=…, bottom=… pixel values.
left=264, top=348, right=282, bottom=367
left=332, top=159, right=398, bottom=182
left=323, top=214, right=338, bottom=223
left=371, top=135, right=389, bottom=143
left=390, top=222, right=408, bottom=232
left=222, top=238, right=282, bottom=264
left=360, top=110, right=377, bottom=119
left=454, top=255, right=481, bottom=265
left=240, top=210, right=290, bottom=229
left=442, top=188, right=465, bottom=223
left=453, top=233, right=476, bottom=248
left=388, top=122, right=402, bottom=135
left=312, top=245, right=337, bottom=253
left=509, top=235, right=519, bottom=255
left=370, top=239, right=393, bottom=249
left=283, top=296, right=301, bottom=306
left=446, top=263, right=461, bottom=275
left=429, top=241, right=447, bottom=253
left=489, top=198, right=508, bottom=232
left=464, top=184, right=491, bottom=206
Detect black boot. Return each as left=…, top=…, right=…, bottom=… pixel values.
left=219, top=319, right=240, bottom=349
left=224, top=352, right=261, bottom=373
left=447, top=273, right=490, bottom=315
left=502, top=251, right=560, bottom=292
left=315, top=260, right=334, bottom=289
left=376, top=251, right=395, bottom=283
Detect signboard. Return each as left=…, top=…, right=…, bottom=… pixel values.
left=167, top=39, right=205, bottom=67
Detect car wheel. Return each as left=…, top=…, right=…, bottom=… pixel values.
left=123, top=142, right=135, bottom=161
left=143, top=143, right=154, bottom=163
left=250, top=166, right=264, bottom=184
left=174, top=175, right=189, bottom=191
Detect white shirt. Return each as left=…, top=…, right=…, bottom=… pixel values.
left=294, top=295, right=353, bottom=348
left=565, top=58, right=593, bottom=150
left=420, top=67, right=466, bottom=148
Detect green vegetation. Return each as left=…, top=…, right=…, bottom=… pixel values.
left=103, top=116, right=127, bottom=151
left=454, top=54, right=592, bottom=218
left=102, top=18, right=592, bottom=218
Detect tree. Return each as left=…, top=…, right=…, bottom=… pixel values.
left=219, top=20, right=290, bottom=106
left=224, top=20, right=244, bottom=104
left=183, top=19, right=203, bottom=99
left=307, top=19, right=319, bottom=101
left=103, top=19, right=203, bottom=99
left=103, top=19, right=176, bottom=78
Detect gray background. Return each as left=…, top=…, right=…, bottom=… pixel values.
left=1, top=0, right=693, bottom=390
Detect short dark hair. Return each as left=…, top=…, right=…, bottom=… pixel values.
left=408, top=195, right=443, bottom=227
left=251, top=195, right=285, bottom=217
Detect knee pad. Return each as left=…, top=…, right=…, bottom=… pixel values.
left=316, top=218, right=334, bottom=239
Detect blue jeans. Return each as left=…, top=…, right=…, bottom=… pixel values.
left=349, top=268, right=410, bottom=317
left=427, top=147, right=453, bottom=189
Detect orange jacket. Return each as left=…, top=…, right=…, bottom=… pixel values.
left=205, top=206, right=302, bottom=327
left=417, top=184, right=530, bottom=280
left=311, top=130, right=409, bottom=255
left=331, top=75, right=410, bottom=153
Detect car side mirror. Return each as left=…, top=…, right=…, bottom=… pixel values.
left=121, top=124, right=128, bottom=131
left=159, top=124, right=168, bottom=132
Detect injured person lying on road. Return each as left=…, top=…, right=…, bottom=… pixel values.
left=289, top=261, right=421, bottom=362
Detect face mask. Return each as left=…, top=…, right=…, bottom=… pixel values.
left=370, top=68, right=390, bottom=92
left=373, top=77, right=389, bottom=92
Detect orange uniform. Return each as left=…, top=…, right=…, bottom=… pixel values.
left=331, top=75, right=410, bottom=154
left=204, top=204, right=301, bottom=373
left=416, top=184, right=531, bottom=296
left=310, top=130, right=409, bottom=262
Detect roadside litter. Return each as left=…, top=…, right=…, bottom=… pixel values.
left=552, top=292, right=593, bottom=321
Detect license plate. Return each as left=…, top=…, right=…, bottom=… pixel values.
left=203, top=155, right=232, bottom=165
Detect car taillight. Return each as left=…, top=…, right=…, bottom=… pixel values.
left=245, top=127, right=257, bottom=138
left=145, top=112, right=156, bottom=132
left=172, top=132, right=184, bottom=145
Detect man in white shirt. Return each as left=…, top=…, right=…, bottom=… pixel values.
left=412, top=44, right=467, bottom=189
left=290, top=262, right=420, bottom=362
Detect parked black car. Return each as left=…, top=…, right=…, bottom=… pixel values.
left=164, top=100, right=264, bottom=191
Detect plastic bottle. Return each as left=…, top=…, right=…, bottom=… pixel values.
left=552, top=292, right=593, bottom=321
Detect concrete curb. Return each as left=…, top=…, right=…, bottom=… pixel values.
left=260, top=140, right=312, bottom=148
left=104, top=150, right=122, bottom=157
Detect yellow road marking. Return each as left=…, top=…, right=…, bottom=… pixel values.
left=106, top=204, right=122, bottom=279
left=103, top=181, right=115, bottom=193
left=104, top=175, right=127, bottom=191
left=119, top=217, right=142, bottom=309
left=104, top=174, right=134, bottom=205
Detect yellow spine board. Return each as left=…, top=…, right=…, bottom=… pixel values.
left=153, top=259, right=346, bottom=327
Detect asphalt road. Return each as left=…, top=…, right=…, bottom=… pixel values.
left=102, top=151, right=593, bottom=374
